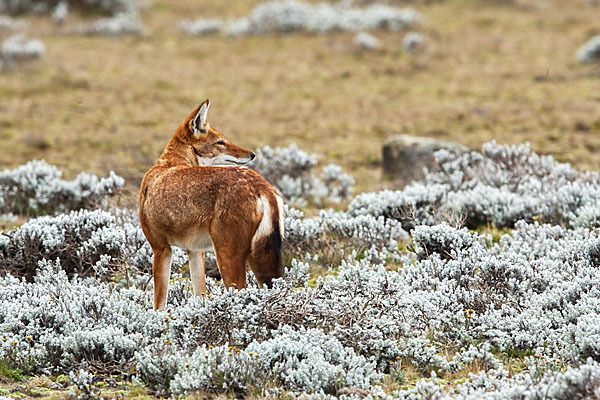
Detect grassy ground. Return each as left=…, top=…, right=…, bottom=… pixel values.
left=0, top=0, right=599, bottom=205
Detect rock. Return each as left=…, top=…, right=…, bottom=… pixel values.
left=382, top=135, right=470, bottom=187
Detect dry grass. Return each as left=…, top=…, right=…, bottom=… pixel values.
left=0, top=0, right=599, bottom=206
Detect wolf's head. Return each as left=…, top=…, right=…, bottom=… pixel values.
left=178, top=100, right=255, bottom=167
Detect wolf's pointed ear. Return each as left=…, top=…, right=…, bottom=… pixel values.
left=189, top=99, right=210, bottom=136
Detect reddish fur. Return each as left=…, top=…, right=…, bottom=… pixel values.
left=139, top=101, right=284, bottom=310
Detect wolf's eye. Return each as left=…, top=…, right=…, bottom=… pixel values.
left=216, top=140, right=226, bottom=145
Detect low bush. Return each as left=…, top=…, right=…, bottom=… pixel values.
left=0, top=160, right=123, bottom=217
left=180, top=0, right=420, bottom=37
left=252, top=144, right=355, bottom=206
left=2, top=141, right=600, bottom=397
left=0, top=209, right=185, bottom=280
left=2, top=219, right=600, bottom=397
left=0, top=0, right=137, bottom=16
left=1, top=33, right=44, bottom=67
left=577, top=34, right=600, bottom=63
left=350, top=141, right=600, bottom=229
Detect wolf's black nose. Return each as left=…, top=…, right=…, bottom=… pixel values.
left=250, top=152, right=256, bottom=160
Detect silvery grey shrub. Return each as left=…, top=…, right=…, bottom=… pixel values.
left=251, top=144, right=354, bottom=206
left=0, top=0, right=142, bottom=36
left=180, top=0, right=420, bottom=37
left=178, top=19, right=222, bottom=36
left=402, top=31, right=425, bottom=53
left=350, top=141, right=600, bottom=229
left=0, top=0, right=136, bottom=16
left=3, top=220, right=600, bottom=397
left=353, top=31, right=380, bottom=51
left=76, top=11, right=142, bottom=36
left=1, top=33, right=44, bottom=64
left=0, top=208, right=186, bottom=279
left=0, top=15, right=26, bottom=30
left=0, top=160, right=123, bottom=216
left=0, top=204, right=403, bottom=279
left=577, top=35, right=600, bottom=63
left=3, top=141, right=600, bottom=397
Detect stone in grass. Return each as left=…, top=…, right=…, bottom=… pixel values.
left=382, top=135, right=470, bottom=188
left=353, top=31, right=380, bottom=51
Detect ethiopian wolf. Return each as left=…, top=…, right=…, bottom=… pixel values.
left=139, top=100, right=284, bottom=310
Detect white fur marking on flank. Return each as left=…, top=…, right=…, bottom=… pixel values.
left=275, top=194, right=285, bottom=238
left=251, top=196, right=272, bottom=251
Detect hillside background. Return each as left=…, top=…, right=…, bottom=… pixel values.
left=1, top=0, right=599, bottom=202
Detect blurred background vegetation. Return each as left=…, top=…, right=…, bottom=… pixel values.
left=0, top=0, right=599, bottom=204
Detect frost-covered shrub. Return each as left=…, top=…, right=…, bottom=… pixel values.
left=5, top=142, right=600, bottom=397
left=1, top=33, right=44, bottom=64
left=353, top=31, right=380, bottom=51
left=0, top=15, right=26, bottom=30
left=349, top=182, right=447, bottom=230
left=51, top=1, right=68, bottom=25
left=3, top=219, right=600, bottom=397
left=0, top=0, right=136, bottom=16
left=0, top=160, right=123, bottom=216
left=422, top=358, right=600, bottom=400
left=320, top=164, right=355, bottom=203
left=350, top=141, right=600, bottom=229
left=0, top=0, right=141, bottom=34
left=183, top=0, right=420, bottom=38
left=403, top=31, right=425, bottom=53
left=0, top=209, right=186, bottom=279
left=283, top=206, right=407, bottom=263
left=178, top=19, right=222, bottom=36
left=410, top=223, right=480, bottom=260
left=251, top=144, right=354, bottom=206
left=576, top=34, right=600, bottom=63
left=77, top=11, right=142, bottom=36
left=170, top=326, right=381, bottom=396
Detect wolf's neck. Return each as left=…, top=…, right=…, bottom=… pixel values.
left=157, top=136, right=197, bottom=167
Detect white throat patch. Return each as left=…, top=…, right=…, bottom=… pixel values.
left=197, top=154, right=253, bottom=167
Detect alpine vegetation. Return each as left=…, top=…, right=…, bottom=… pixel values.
left=0, top=209, right=185, bottom=280
left=178, top=19, right=222, bottom=36
left=0, top=0, right=138, bottom=17
left=3, top=141, right=600, bottom=397
left=0, top=15, right=26, bottom=31
left=577, top=34, right=600, bottom=63
left=3, top=220, right=600, bottom=397
left=1, top=33, right=44, bottom=66
left=402, top=31, right=425, bottom=53
left=76, top=11, right=143, bottom=36
left=350, top=141, right=600, bottom=229
left=0, top=0, right=143, bottom=35
left=353, top=31, right=380, bottom=51
left=283, top=206, right=408, bottom=264
left=251, top=143, right=355, bottom=206
left=0, top=159, right=123, bottom=216
left=180, top=0, right=421, bottom=37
